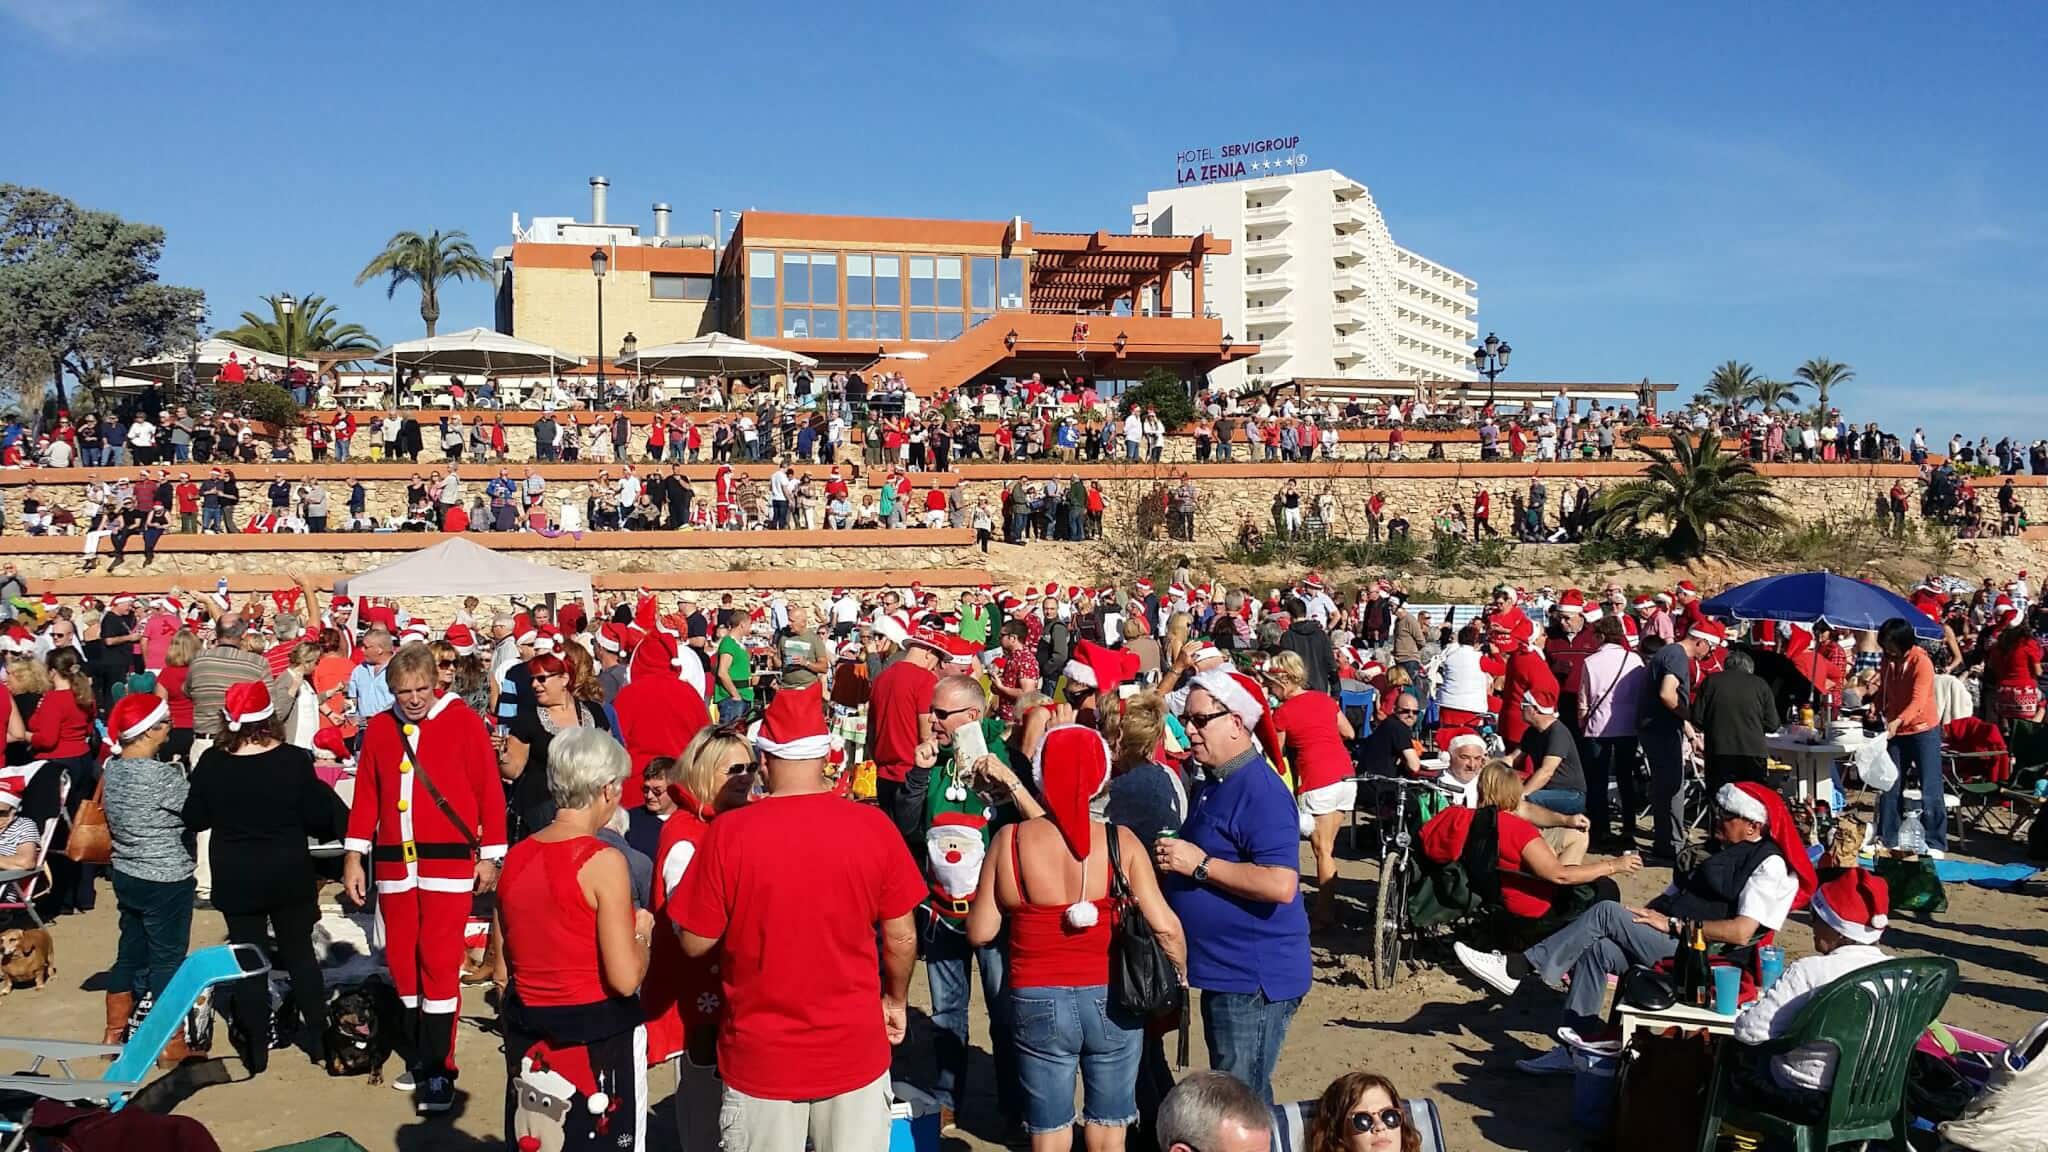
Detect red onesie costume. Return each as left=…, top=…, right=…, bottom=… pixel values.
left=344, top=693, right=507, bottom=1082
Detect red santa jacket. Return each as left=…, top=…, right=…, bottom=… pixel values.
left=344, top=694, right=507, bottom=892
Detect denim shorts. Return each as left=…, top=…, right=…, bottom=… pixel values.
left=1009, top=983, right=1140, bottom=1133
left=1525, top=787, right=1586, bottom=816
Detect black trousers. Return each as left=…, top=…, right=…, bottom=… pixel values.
left=1707, top=754, right=1771, bottom=789
left=223, top=896, right=324, bottom=1073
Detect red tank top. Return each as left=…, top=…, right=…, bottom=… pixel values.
left=1006, top=823, right=1116, bottom=989
left=500, top=835, right=607, bottom=1008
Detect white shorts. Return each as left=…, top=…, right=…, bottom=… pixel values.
left=1297, top=778, right=1358, bottom=819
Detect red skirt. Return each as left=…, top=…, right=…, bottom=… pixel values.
left=1995, top=681, right=2041, bottom=721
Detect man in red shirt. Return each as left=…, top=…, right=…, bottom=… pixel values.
left=679, top=683, right=921, bottom=1152
left=867, top=629, right=944, bottom=844
left=612, top=631, right=711, bottom=808
left=218, top=353, right=245, bottom=385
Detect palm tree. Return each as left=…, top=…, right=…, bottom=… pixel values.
left=1704, top=360, right=1759, bottom=408
left=216, top=293, right=379, bottom=356
left=1747, top=377, right=1804, bottom=411
left=1592, top=430, right=1788, bottom=558
left=356, top=229, right=493, bottom=336
left=1795, top=357, right=1855, bottom=421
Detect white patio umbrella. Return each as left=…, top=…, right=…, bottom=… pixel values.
left=123, top=338, right=289, bottom=383
left=616, top=332, right=818, bottom=374
left=372, top=327, right=585, bottom=376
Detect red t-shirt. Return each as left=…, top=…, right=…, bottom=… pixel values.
left=1272, top=691, right=1352, bottom=793
left=867, top=659, right=936, bottom=782
left=158, top=664, right=195, bottom=729
left=175, top=484, right=199, bottom=514
left=924, top=489, right=946, bottom=512
left=675, top=793, right=924, bottom=1101
left=1418, top=806, right=1554, bottom=919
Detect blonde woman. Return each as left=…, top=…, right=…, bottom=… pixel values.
left=1417, top=761, right=1637, bottom=924
left=647, top=728, right=754, bottom=1152
left=1262, top=650, right=1355, bottom=928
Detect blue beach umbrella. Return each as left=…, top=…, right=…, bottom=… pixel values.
left=1698, top=571, right=1942, bottom=639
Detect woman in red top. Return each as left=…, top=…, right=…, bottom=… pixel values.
left=31, top=648, right=100, bottom=914
left=1418, top=762, right=1635, bottom=922
left=495, top=728, right=653, bottom=1150
left=646, top=728, right=754, bottom=1152
left=1262, top=651, right=1356, bottom=929
left=1986, top=606, right=2044, bottom=722
left=157, top=631, right=199, bottom=767
left=967, top=726, right=1183, bottom=1150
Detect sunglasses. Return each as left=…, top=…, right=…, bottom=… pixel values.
left=1395, top=708, right=1420, bottom=717
left=1348, top=1108, right=1405, bottom=1135
left=436, top=659, right=456, bottom=669
left=1183, top=708, right=1234, bottom=731
left=931, top=704, right=979, bottom=722
left=724, top=758, right=755, bottom=777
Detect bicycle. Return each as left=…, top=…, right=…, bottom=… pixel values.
left=1360, top=773, right=1465, bottom=991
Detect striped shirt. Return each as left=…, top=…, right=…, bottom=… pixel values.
left=185, top=646, right=273, bottom=738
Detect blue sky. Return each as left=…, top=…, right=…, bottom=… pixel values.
left=4, top=0, right=2044, bottom=434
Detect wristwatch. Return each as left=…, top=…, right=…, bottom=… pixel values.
left=1192, top=855, right=1212, bottom=884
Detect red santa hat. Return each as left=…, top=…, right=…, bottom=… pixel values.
left=105, top=692, right=171, bottom=751
left=0, top=773, right=21, bottom=811
left=1187, top=642, right=1224, bottom=666
left=1180, top=666, right=1281, bottom=753
left=445, top=623, right=478, bottom=656
left=1676, top=580, right=1700, bottom=599
left=874, top=613, right=912, bottom=647
left=1357, top=658, right=1386, bottom=680
left=1063, top=640, right=1140, bottom=698
left=594, top=622, right=630, bottom=655
left=401, top=622, right=432, bottom=647
left=1557, top=589, right=1587, bottom=615
left=752, top=680, right=831, bottom=761
left=1688, top=618, right=1729, bottom=647
left=1810, top=868, right=1889, bottom=945
left=109, top=593, right=136, bottom=610
left=38, top=593, right=58, bottom=611
left=1030, top=724, right=1114, bottom=928
left=222, top=681, right=274, bottom=732
left=1522, top=682, right=1560, bottom=716
left=1135, top=579, right=1154, bottom=596
left=1717, top=781, right=1819, bottom=905
left=1303, top=572, right=1326, bottom=592
left=905, top=626, right=952, bottom=659
left=1996, top=596, right=2021, bottom=622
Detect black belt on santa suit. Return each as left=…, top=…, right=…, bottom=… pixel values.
left=371, top=842, right=473, bottom=864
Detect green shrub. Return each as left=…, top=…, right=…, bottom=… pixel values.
left=1429, top=533, right=1466, bottom=571
left=213, top=381, right=302, bottom=428
left=1117, top=368, right=1197, bottom=430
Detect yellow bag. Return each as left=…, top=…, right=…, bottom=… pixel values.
left=852, top=760, right=878, bottom=801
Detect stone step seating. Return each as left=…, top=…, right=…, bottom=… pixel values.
left=35, top=565, right=997, bottom=598
left=0, top=463, right=959, bottom=489
left=0, top=528, right=973, bottom=557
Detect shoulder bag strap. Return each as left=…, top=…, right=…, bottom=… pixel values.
left=1104, top=822, right=1133, bottom=904
left=388, top=707, right=481, bottom=853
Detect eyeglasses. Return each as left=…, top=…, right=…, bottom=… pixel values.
left=1348, top=1108, right=1405, bottom=1135
left=1183, top=708, right=1233, bottom=731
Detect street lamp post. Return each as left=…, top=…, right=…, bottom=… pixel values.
left=279, top=292, right=297, bottom=390
left=621, top=332, right=638, bottom=404
left=1472, top=331, right=1511, bottom=406
left=591, top=248, right=608, bottom=408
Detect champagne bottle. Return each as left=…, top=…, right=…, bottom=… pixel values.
left=1689, top=921, right=1711, bottom=1007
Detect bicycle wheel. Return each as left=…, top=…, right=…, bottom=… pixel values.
left=1372, top=850, right=1406, bottom=990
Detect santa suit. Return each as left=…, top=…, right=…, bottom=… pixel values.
left=612, top=638, right=711, bottom=807
left=1497, top=647, right=1556, bottom=748
left=344, top=694, right=506, bottom=1078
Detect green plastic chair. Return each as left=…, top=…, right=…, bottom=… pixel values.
left=1694, top=956, right=1958, bottom=1152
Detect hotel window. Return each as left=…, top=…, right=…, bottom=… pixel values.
left=909, top=257, right=935, bottom=307
left=747, top=250, right=776, bottom=339
left=998, top=257, right=1024, bottom=309
left=971, top=257, right=997, bottom=311
left=935, top=257, right=962, bottom=308
left=846, top=311, right=874, bottom=341
left=875, top=255, right=901, bottom=306
left=909, top=312, right=936, bottom=341
left=846, top=254, right=873, bottom=306
left=876, top=309, right=903, bottom=341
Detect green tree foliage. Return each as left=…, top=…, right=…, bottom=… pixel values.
left=1704, top=360, right=1759, bottom=407
left=1117, top=367, right=1197, bottom=430
left=356, top=229, right=493, bottom=336
left=217, top=293, right=378, bottom=356
left=1795, top=357, right=1855, bottom=419
left=1746, top=377, right=1804, bottom=411
left=214, top=381, right=303, bottom=429
left=1592, top=430, right=1789, bottom=558
left=0, top=184, right=206, bottom=409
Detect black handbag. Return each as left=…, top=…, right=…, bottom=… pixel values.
left=1104, top=825, right=1183, bottom=1017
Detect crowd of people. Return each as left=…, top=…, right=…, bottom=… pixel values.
left=0, top=545, right=2033, bottom=1148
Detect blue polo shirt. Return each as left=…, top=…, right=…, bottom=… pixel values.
left=1165, top=748, right=1311, bottom=1000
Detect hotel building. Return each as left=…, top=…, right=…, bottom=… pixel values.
left=1132, top=168, right=1479, bottom=396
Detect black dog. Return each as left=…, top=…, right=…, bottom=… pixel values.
left=322, top=978, right=401, bottom=1084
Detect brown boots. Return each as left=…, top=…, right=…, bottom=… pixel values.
left=103, top=992, right=134, bottom=1047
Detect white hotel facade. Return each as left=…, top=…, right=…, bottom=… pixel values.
left=1133, top=168, right=1479, bottom=395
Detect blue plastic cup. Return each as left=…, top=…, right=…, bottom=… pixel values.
left=1712, top=964, right=1743, bottom=1015
left=1758, top=946, right=1785, bottom=992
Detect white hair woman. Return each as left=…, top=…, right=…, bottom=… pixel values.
left=495, top=727, right=655, bottom=1150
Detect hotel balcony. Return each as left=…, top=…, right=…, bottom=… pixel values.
left=1242, top=234, right=1290, bottom=257
left=1243, top=301, right=1292, bottom=326
left=1331, top=267, right=1366, bottom=296
left=1244, top=200, right=1295, bottom=228
left=1248, top=334, right=1295, bottom=359
left=1243, top=266, right=1295, bottom=293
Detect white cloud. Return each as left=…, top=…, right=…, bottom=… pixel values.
left=0, top=0, right=162, bottom=51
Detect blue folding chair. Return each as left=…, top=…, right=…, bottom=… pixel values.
left=1271, top=1095, right=1447, bottom=1152
left=0, top=943, right=269, bottom=1145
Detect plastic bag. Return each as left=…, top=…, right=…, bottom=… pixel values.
left=1856, top=732, right=1896, bottom=792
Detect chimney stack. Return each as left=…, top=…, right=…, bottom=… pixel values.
left=589, top=176, right=609, bottom=225
left=652, top=202, right=671, bottom=238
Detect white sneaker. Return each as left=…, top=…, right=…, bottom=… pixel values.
left=391, top=1068, right=415, bottom=1092
left=1453, top=942, right=1521, bottom=997
left=1515, top=1045, right=1578, bottom=1076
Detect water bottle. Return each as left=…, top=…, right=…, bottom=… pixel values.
left=1898, top=807, right=1928, bottom=855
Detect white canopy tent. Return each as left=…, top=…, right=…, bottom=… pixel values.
left=336, top=537, right=594, bottom=612
left=616, top=332, right=818, bottom=374
left=124, top=338, right=290, bottom=383
left=373, top=328, right=585, bottom=376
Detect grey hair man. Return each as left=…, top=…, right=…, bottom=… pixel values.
left=1157, top=1071, right=1273, bottom=1152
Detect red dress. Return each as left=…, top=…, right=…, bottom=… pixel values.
left=645, top=804, right=723, bottom=1064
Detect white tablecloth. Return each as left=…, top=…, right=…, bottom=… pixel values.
left=1766, top=726, right=1876, bottom=809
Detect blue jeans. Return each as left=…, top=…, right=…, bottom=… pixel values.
left=172, top=443, right=191, bottom=463
left=1526, top=788, right=1586, bottom=816
left=109, top=871, right=194, bottom=1002
left=1877, top=726, right=1946, bottom=851
left=926, top=923, right=1018, bottom=1118
left=200, top=506, right=223, bottom=532
left=1011, top=984, right=1140, bottom=1134
left=1199, top=988, right=1300, bottom=1105
left=1525, top=899, right=1678, bottom=1026
left=1124, top=442, right=1140, bottom=462
left=333, top=439, right=348, bottom=462
left=716, top=696, right=748, bottom=726
left=1640, top=725, right=1687, bottom=854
